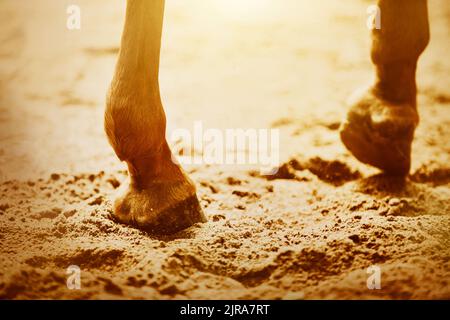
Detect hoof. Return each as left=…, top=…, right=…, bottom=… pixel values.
left=340, top=87, right=419, bottom=176
left=113, top=179, right=207, bottom=235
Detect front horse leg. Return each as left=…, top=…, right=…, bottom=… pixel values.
left=105, top=0, right=206, bottom=234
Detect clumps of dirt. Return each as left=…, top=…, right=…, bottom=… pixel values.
left=31, top=207, right=62, bottom=220
left=0, top=266, right=158, bottom=299
left=344, top=176, right=450, bottom=217
left=0, top=203, right=10, bottom=213
left=266, top=157, right=361, bottom=186
left=232, top=190, right=261, bottom=199
left=0, top=268, right=68, bottom=299
left=293, top=157, right=361, bottom=185
left=25, top=248, right=127, bottom=270
left=88, top=195, right=105, bottom=206
left=410, top=163, right=450, bottom=186
left=266, top=161, right=302, bottom=180
left=225, top=176, right=246, bottom=186
left=1, top=166, right=449, bottom=299
left=354, top=174, right=409, bottom=196
left=0, top=163, right=449, bottom=300
left=199, top=180, right=220, bottom=194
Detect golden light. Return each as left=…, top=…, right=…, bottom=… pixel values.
left=211, top=0, right=273, bottom=20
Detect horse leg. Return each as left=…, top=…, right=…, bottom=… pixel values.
left=105, top=0, right=206, bottom=234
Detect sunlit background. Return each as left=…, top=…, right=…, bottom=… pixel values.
left=211, top=0, right=273, bottom=20
left=0, top=0, right=449, bottom=180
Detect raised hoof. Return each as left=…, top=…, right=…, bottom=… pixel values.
left=340, top=87, right=419, bottom=176
left=113, top=180, right=207, bottom=235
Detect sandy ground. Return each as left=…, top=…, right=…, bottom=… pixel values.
left=0, top=0, right=449, bottom=299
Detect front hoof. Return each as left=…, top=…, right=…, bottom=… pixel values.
left=113, top=181, right=207, bottom=235
left=340, top=87, right=419, bottom=176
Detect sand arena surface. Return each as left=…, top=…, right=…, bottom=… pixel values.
left=0, top=0, right=449, bottom=299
